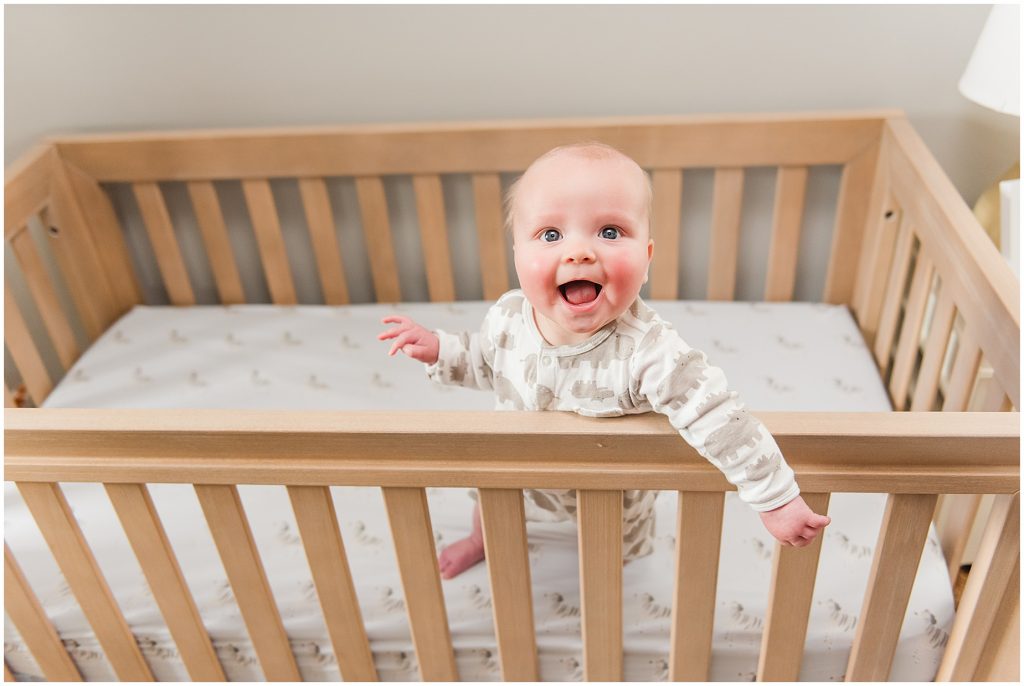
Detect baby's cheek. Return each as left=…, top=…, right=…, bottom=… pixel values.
left=603, top=251, right=649, bottom=293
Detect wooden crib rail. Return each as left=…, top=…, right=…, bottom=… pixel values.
left=4, top=409, right=1018, bottom=493
left=4, top=409, right=1018, bottom=682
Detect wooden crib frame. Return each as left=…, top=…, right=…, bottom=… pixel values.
left=3, top=111, right=1019, bottom=681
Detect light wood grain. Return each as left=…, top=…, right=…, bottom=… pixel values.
left=707, top=168, right=744, bottom=300
left=133, top=182, right=196, bottom=305
left=757, top=493, right=831, bottom=681
left=578, top=489, right=623, bottom=681
left=824, top=141, right=879, bottom=304
left=937, top=492, right=1019, bottom=680
left=888, top=251, right=935, bottom=409
left=650, top=169, right=683, bottom=299
left=17, top=482, right=154, bottom=681
left=764, top=166, right=807, bottom=302
left=62, top=161, right=142, bottom=313
left=886, top=117, right=1019, bottom=408
left=4, top=288, right=53, bottom=405
left=942, top=329, right=981, bottom=412
left=972, top=557, right=1019, bottom=681
left=910, top=286, right=956, bottom=411
left=10, top=229, right=80, bottom=370
left=846, top=493, right=938, bottom=681
left=872, top=216, right=915, bottom=375
left=472, top=173, right=510, bottom=300
left=381, top=487, right=457, bottom=680
left=478, top=488, right=539, bottom=681
left=669, top=491, right=724, bottom=681
left=286, top=486, right=376, bottom=681
left=298, top=178, right=349, bottom=305
left=355, top=177, right=402, bottom=303
left=4, top=409, right=1017, bottom=495
left=241, top=179, right=297, bottom=305
left=193, top=484, right=300, bottom=681
left=413, top=174, right=456, bottom=302
left=5, top=544, right=83, bottom=681
left=52, top=113, right=891, bottom=182
left=104, top=483, right=226, bottom=681
left=187, top=181, right=246, bottom=304
left=851, top=142, right=892, bottom=332
left=5, top=145, right=53, bottom=236
left=3, top=663, right=12, bottom=682
left=938, top=493, right=984, bottom=585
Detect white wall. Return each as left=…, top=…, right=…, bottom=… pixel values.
left=5, top=4, right=1019, bottom=203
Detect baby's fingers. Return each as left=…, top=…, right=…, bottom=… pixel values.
left=381, top=315, right=411, bottom=326
left=388, top=330, right=419, bottom=356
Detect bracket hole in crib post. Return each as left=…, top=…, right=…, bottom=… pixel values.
left=48, top=225, right=61, bottom=237
left=884, top=210, right=895, bottom=220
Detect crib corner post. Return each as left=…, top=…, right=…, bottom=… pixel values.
left=935, top=492, right=1019, bottom=681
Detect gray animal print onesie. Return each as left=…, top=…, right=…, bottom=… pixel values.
left=425, top=290, right=800, bottom=560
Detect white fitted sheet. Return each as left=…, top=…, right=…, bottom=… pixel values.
left=4, top=301, right=952, bottom=681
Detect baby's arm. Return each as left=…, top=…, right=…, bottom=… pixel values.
left=632, top=329, right=829, bottom=546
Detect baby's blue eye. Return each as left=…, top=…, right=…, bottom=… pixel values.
left=541, top=229, right=562, bottom=242
left=600, top=226, right=621, bottom=239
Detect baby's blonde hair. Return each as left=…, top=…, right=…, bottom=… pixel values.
left=503, top=141, right=654, bottom=234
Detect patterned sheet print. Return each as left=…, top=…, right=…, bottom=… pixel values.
left=5, top=301, right=952, bottom=681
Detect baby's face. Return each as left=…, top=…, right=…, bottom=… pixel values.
left=512, top=152, right=653, bottom=346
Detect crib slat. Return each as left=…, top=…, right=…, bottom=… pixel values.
left=4, top=288, right=53, bottom=406
left=16, top=482, right=154, bottom=681
left=355, top=176, right=402, bottom=303
left=38, top=206, right=105, bottom=340
left=707, top=168, right=744, bottom=301
left=937, top=492, right=1019, bottom=680
left=872, top=217, right=915, bottom=374
left=910, top=286, right=956, bottom=411
left=889, top=252, right=935, bottom=409
left=193, top=484, right=301, bottom=681
left=578, top=489, right=623, bottom=680
left=973, top=557, right=1020, bottom=681
left=187, top=181, right=246, bottom=304
left=938, top=494, right=984, bottom=584
left=10, top=228, right=80, bottom=370
left=668, top=491, right=724, bottom=681
left=478, top=488, right=539, bottom=680
left=824, top=141, right=879, bottom=304
left=4, top=385, right=15, bottom=408
left=286, top=486, right=377, bottom=681
left=650, top=169, right=683, bottom=299
left=297, top=178, right=349, bottom=305
left=4, top=663, right=12, bottom=681
left=764, top=166, right=808, bottom=302
left=472, top=173, right=510, bottom=300
left=105, top=483, right=226, bottom=681
left=942, top=330, right=981, bottom=412
left=242, top=179, right=298, bottom=305
left=757, top=492, right=831, bottom=681
left=412, top=174, right=457, bottom=302
left=381, top=487, right=457, bottom=680
left=133, top=182, right=197, bottom=305
left=5, top=544, right=83, bottom=681
left=846, top=493, right=937, bottom=681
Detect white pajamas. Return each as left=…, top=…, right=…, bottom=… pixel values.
left=425, top=290, right=800, bottom=559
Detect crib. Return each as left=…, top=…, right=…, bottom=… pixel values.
left=3, top=111, right=1019, bottom=681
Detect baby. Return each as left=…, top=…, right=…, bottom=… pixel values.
left=378, top=142, right=830, bottom=579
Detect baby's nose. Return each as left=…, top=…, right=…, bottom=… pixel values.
left=564, top=242, right=596, bottom=263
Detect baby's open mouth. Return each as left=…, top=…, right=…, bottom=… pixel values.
left=558, top=280, right=602, bottom=305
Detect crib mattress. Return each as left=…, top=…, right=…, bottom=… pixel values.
left=4, top=300, right=953, bottom=681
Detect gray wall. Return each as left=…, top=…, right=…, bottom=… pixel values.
left=6, top=4, right=1018, bottom=201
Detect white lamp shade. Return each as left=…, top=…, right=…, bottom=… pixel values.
left=959, top=5, right=1020, bottom=116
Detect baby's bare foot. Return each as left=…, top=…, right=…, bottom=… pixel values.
left=438, top=535, right=485, bottom=579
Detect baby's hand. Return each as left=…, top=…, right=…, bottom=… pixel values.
left=377, top=316, right=440, bottom=364
left=759, top=496, right=831, bottom=548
